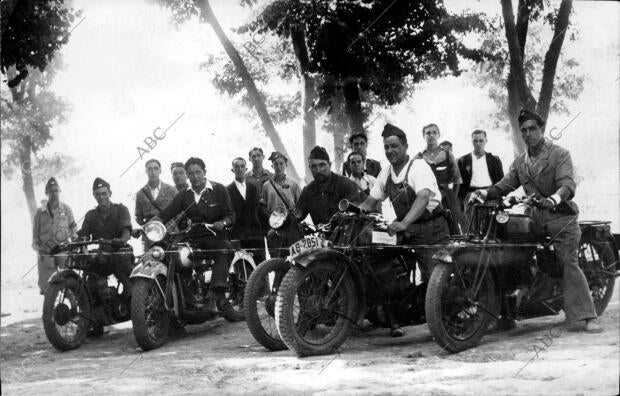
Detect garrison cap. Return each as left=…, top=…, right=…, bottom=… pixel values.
left=268, top=151, right=288, bottom=163
left=381, top=123, right=407, bottom=142
left=308, top=146, right=330, bottom=162
left=45, top=177, right=59, bottom=192
left=92, top=177, right=110, bottom=191
left=518, top=109, right=545, bottom=127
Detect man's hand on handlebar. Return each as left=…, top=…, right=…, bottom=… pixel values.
left=212, top=221, right=225, bottom=231
left=539, top=197, right=556, bottom=209
left=469, top=189, right=488, bottom=204
left=387, top=221, right=408, bottom=235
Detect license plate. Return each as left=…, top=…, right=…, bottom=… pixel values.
left=289, top=236, right=323, bottom=259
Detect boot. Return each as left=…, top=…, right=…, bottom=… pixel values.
left=217, top=298, right=245, bottom=322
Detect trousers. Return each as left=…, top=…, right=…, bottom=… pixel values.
left=194, top=237, right=233, bottom=290
left=531, top=209, right=596, bottom=322
left=37, top=253, right=68, bottom=293
left=402, top=216, right=450, bottom=282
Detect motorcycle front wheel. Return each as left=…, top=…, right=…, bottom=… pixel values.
left=425, top=263, right=496, bottom=353
left=579, top=239, right=617, bottom=315
left=244, top=258, right=290, bottom=351
left=131, top=277, right=170, bottom=351
left=225, top=259, right=254, bottom=322
left=275, top=261, right=357, bottom=357
left=42, top=279, right=91, bottom=351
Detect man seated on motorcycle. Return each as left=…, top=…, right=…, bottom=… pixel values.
left=78, top=178, right=134, bottom=296
left=359, top=124, right=450, bottom=336
left=295, top=145, right=362, bottom=225
left=156, top=157, right=242, bottom=320
left=471, top=109, right=602, bottom=333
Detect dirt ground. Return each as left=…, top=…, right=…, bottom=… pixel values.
left=1, top=280, right=618, bottom=396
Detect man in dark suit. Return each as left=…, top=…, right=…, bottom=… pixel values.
left=342, top=133, right=382, bottom=178
left=227, top=157, right=264, bottom=263
left=457, top=130, right=504, bottom=209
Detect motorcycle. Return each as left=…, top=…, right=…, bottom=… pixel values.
left=130, top=220, right=256, bottom=351
left=425, top=196, right=619, bottom=353
left=274, top=199, right=429, bottom=357
left=42, top=238, right=134, bottom=351
left=243, top=207, right=325, bottom=351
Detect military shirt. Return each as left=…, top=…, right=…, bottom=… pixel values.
left=245, top=168, right=273, bottom=190
left=78, top=203, right=132, bottom=240
left=296, top=172, right=361, bottom=225
left=32, top=202, right=77, bottom=253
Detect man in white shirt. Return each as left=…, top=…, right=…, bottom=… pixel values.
left=360, top=123, right=450, bottom=336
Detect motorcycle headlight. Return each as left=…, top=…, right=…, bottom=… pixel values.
left=178, top=245, right=193, bottom=267
left=149, top=246, right=165, bottom=260
left=144, top=221, right=166, bottom=242
left=495, top=212, right=510, bottom=224
left=269, top=207, right=288, bottom=229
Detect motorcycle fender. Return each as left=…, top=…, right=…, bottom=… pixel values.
left=48, top=269, right=81, bottom=285
left=291, top=248, right=366, bottom=319
left=230, top=251, right=257, bottom=273
left=130, top=260, right=168, bottom=280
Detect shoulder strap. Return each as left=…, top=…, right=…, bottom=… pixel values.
left=141, top=187, right=163, bottom=212
left=269, top=179, right=291, bottom=210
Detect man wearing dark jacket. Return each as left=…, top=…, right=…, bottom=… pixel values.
left=157, top=157, right=240, bottom=318
left=457, top=130, right=504, bottom=209
left=342, top=133, right=382, bottom=178
left=227, top=157, right=264, bottom=262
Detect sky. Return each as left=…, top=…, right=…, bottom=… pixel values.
left=1, top=0, right=619, bottom=284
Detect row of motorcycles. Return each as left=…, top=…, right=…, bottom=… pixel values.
left=43, top=195, right=619, bottom=357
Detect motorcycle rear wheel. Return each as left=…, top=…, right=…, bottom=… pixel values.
left=425, top=263, right=496, bottom=353
left=42, top=279, right=91, bottom=351
left=244, top=258, right=290, bottom=351
left=131, top=277, right=170, bottom=351
left=275, top=261, right=357, bottom=357
left=225, top=259, right=254, bottom=322
left=579, top=239, right=616, bottom=316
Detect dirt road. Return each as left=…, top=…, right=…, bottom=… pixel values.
left=1, top=281, right=618, bottom=395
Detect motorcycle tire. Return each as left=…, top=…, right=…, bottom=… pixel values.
left=425, top=263, right=496, bottom=353
left=243, top=258, right=290, bottom=351
left=275, top=261, right=357, bottom=357
left=579, top=239, right=617, bottom=316
left=131, top=277, right=170, bottom=351
left=225, top=259, right=254, bottom=323
left=42, top=279, right=91, bottom=351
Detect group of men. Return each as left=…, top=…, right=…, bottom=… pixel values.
left=32, top=108, right=602, bottom=332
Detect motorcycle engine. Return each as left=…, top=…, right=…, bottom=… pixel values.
left=372, top=258, right=412, bottom=298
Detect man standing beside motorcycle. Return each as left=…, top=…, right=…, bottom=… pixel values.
left=156, top=157, right=241, bottom=319
left=358, top=124, right=450, bottom=336
left=471, top=109, right=602, bottom=333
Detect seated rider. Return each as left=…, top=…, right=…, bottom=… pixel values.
left=295, top=146, right=362, bottom=224
left=359, top=124, right=450, bottom=337
left=78, top=177, right=134, bottom=297
left=156, top=157, right=242, bottom=320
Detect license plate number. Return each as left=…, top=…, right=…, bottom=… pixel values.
left=289, top=236, right=323, bottom=259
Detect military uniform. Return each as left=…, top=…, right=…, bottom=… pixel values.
left=297, top=172, right=361, bottom=225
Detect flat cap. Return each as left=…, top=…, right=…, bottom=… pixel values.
left=268, top=151, right=288, bottom=162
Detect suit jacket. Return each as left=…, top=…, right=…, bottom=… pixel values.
left=135, top=182, right=177, bottom=225
left=457, top=152, right=504, bottom=200
left=227, top=181, right=263, bottom=240
left=491, top=139, right=578, bottom=214
left=342, top=157, right=382, bottom=178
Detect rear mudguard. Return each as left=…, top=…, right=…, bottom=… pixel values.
left=579, top=222, right=620, bottom=271
left=130, top=259, right=168, bottom=280
left=290, top=248, right=366, bottom=323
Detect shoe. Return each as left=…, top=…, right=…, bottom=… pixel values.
left=486, top=317, right=516, bottom=334
left=584, top=318, right=603, bottom=334
left=87, top=325, right=108, bottom=338
left=217, top=298, right=245, bottom=322
left=390, top=326, right=404, bottom=338
left=203, top=298, right=218, bottom=315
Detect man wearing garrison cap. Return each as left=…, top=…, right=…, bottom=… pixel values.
left=359, top=123, right=449, bottom=337
left=78, top=177, right=134, bottom=302
left=295, top=146, right=361, bottom=225
left=32, top=178, right=77, bottom=294
left=472, top=109, right=603, bottom=333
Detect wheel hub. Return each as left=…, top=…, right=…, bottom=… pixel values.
left=53, top=303, right=74, bottom=326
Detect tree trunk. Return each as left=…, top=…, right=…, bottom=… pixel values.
left=331, top=113, right=348, bottom=174
left=537, top=0, right=572, bottom=121
left=19, top=137, right=38, bottom=221
left=198, top=0, right=300, bottom=181
left=342, top=79, right=364, bottom=135
left=290, top=26, right=315, bottom=183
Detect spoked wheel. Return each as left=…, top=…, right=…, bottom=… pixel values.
left=225, top=259, right=254, bottom=322
left=578, top=239, right=617, bottom=315
left=275, top=261, right=357, bottom=357
left=425, top=263, right=496, bottom=353
left=42, top=279, right=92, bottom=351
left=244, top=259, right=290, bottom=351
left=131, top=277, right=170, bottom=351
